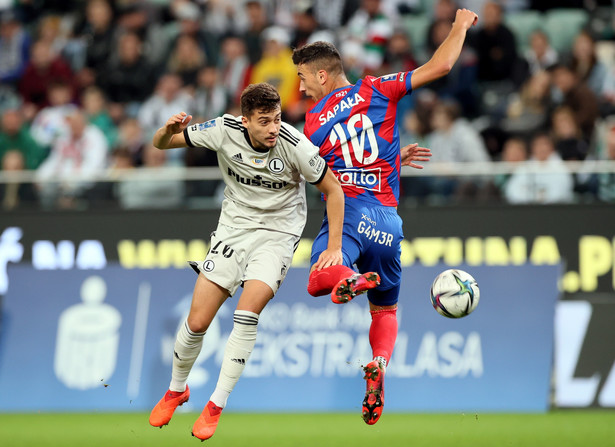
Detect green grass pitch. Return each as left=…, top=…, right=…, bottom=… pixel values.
left=1, top=411, right=614, bottom=447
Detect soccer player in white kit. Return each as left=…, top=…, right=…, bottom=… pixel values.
left=148, top=83, right=345, bottom=440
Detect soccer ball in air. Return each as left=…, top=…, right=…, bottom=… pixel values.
left=430, top=269, right=480, bottom=318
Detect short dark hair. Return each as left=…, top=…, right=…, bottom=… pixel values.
left=240, top=83, right=281, bottom=117
left=292, top=41, right=343, bottom=75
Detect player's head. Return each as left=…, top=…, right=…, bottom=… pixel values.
left=292, top=41, right=346, bottom=102
left=240, top=83, right=282, bottom=150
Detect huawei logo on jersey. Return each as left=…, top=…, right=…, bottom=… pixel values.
left=336, top=167, right=381, bottom=192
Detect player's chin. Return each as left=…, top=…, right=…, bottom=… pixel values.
left=265, top=137, right=278, bottom=147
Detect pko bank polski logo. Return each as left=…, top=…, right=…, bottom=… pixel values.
left=337, top=167, right=381, bottom=191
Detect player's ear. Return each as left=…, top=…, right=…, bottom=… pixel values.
left=318, top=70, right=327, bottom=85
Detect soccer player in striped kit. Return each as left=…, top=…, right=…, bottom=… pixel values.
left=148, top=83, right=345, bottom=440
left=292, top=8, right=478, bottom=425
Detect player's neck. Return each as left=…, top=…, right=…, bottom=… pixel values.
left=326, top=75, right=351, bottom=97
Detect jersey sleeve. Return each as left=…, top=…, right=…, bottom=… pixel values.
left=369, top=71, right=414, bottom=102
left=294, top=133, right=328, bottom=185
left=182, top=116, right=225, bottom=151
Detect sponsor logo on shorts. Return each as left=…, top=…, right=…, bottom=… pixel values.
left=336, top=167, right=381, bottom=191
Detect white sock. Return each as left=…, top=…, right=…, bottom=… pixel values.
left=209, top=310, right=259, bottom=408
left=375, top=355, right=387, bottom=372
left=169, top=319, right=206, bottom=392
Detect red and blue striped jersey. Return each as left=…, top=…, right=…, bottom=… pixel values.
left=303, top=71, right=414, bottom=207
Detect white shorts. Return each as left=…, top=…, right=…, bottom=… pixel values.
left=190, top=223, right=299, bottom=296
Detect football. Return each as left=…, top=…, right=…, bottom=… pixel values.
left=430, top=269, right=480, bottom=318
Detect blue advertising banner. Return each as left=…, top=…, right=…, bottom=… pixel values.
left=0, top=264, right=560, bottom=413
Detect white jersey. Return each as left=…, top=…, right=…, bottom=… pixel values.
left=184, top=114, right=328, bottom=236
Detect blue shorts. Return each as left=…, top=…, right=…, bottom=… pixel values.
left=311, top=201, right=403, bottom=306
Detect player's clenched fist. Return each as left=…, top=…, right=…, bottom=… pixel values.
left=453, top=8, right=478, bottom=30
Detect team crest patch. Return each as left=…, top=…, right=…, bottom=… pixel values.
left=268, top=157, right=285, bottom=173
left=202, top=260, right=215, bottom=272
left=197, top=119, right=216, bottom=130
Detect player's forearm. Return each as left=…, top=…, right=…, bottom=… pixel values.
left=429, top=23, right=469, bottom=76
left=152, top=126, right=177, bottom=150
left=324, top=188, right=344, bottom=251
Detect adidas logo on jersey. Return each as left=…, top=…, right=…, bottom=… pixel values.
left=231, top=153, right=244, bottom=164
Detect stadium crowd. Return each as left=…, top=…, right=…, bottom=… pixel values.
left=1, top=0, right=615, bottom=210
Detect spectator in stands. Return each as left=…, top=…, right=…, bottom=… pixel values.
left=290, top=2, right=323, bottom=50
left=166, top=34, right=207, bottom=89
left=115, top=142, right=184, bottom=209
left=548, top=62, right=599, bottom=143
left=35, top=107, right=108, bottom=209
left=472, top=1, right=524, bottom=88
left=18, top=39, right=75, bottom=112
left=29, top=81, right=75, bottom=149
left=166, top=2, right=218, bottom=63
left=503, top=132, right=574, bottom=204
left=35, top=14, right=68, bottom=60
left=250, top=26, right=299, bottom=114
left=503, top=70, right=552, bottom=137
left=524, top=30, right=558, bottom=76
left=381, top=29, right=418, bottom=75
left=98, top=31, right=156, bottom=120
left=550, top=105, right=589, bottom=161
left=115, top=117, right=146, bottom=166
left=427, top=99, right=491, bottom=199
left=0, top=9, right=31, bottom=86
left=218, top=34, right=252, bottom=106
left=75, top=0, right=116, bottom=88
left=0, top=149, right=36, bottom=210
left=194, top=66, right=227, bottom=121
left=570, top=30, right=609, bottom=98
left=495, top=136, right=528, bottom=193
left=80, top=86, right=117, bottom=148
left=138, top=73, right=194, bottom=165
left=344, top=0, right=396, bottom=73
left=0, top=108, right=46, bottom=170
left=243, top=0, right=271, bottom=63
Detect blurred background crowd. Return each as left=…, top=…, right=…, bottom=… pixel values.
left=1, top=0, right=615, bottom=211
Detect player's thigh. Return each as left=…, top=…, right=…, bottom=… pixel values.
left=187, top=273, right=230, bottom=332
left=244, top=229, right=300, bottom=296
left=356, top=210, right=404, bottom=290
left=310, top=218, right=360, bottom=268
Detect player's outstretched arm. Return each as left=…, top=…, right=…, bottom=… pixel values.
left=400, top=143, right=432, bottom=168
left=410, top=9, right=478, bottom=90
left=313, top=168, right=344, bottom=270
left=153, top=112, right=193, bottom=149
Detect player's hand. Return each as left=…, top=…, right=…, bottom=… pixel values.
left=165, top=112, right=193, bottom=135
left=400, top=143, right=432, bottom=169
left=453, top=8, right=478, bottom=30
left=312, top=248, right=343, bottom=270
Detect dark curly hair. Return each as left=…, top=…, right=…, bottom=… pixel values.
left=240, top=83, right=280, bottom=117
